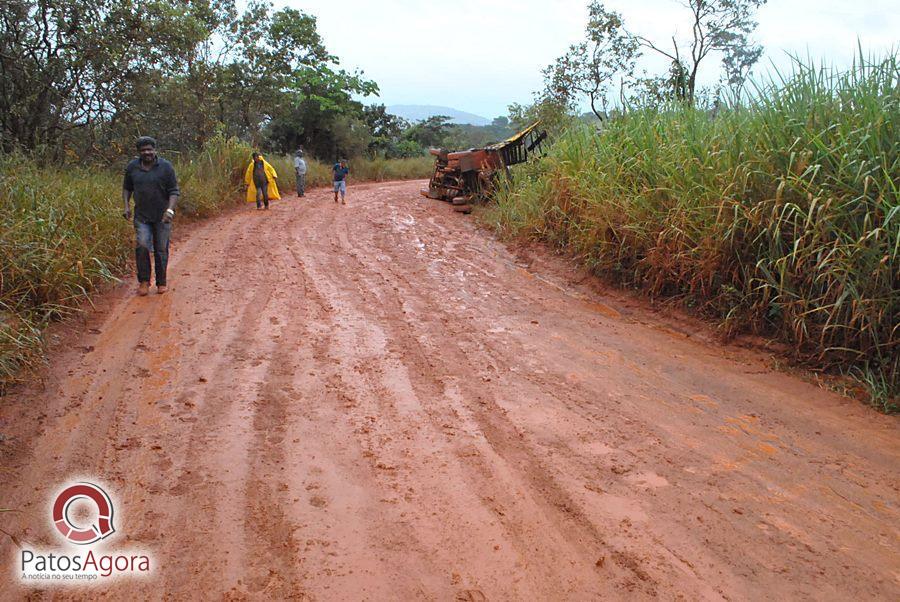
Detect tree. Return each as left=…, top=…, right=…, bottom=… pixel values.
left=542, top=2, right=639, bottom=120
left=0, top=0, right=205, bottom=155
left=720, top=30, right=764, bottom=98
left=507, top=98, right=571, bottom=135
left=403, top=115, right=453, bottom=149
left=362, top=104, right=410, bottom=157
left=121, top=1, right=240, bottom=151
left=631, top=0, right=767, bottom=104
left=263, top=63, right=377, bottom=157
left=392, top=139, right=426, bottom=158
left=243, top=4, right=378, bottom=156
left=223, top=2, right=334, bottom=144
left=0, top=0, right=379, bottom=160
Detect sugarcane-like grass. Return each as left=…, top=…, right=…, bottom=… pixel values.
left=485, top=53, right=899, bottom=410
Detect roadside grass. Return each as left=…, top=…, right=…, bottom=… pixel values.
left=484, top=53, right=899, bottom=408
left=264, top=155, right=433, bottom=191
left=0, top=140, right=431, bottom=393
left=1, top=159, right=130, bottom=391
left=346, top=156, right=434, bottom=182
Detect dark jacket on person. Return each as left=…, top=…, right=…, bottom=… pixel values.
left=123, top=157, right=180, bottom=222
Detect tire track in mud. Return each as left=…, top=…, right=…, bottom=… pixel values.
left=151, top=213, right=322, bottom=597
left=371, top=200, right=795, bottom=600
left=113, top=215, right=293, bottom=597
left=282, top=208, right=476, bottom=598
left=155, top=263, right=285, bottom=592
left=231, top=228, right=326, bottom=599
left=317, top=202, right=662, bottom=598
left=258, top=206, right=461, bottom=599
left=286, top=202, right=620, bottom=596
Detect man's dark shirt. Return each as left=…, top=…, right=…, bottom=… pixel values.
left=253, top=160, right=267, bottom=186
left=333, top=164, right=349, bottom=182
left=123, top=157, right=180, bottom=222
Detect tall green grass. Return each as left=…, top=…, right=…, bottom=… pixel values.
left=486, top=53, right=899, bottom=410
left=0, top=140, right=433, bottom=391
left=171, top=136, right=254, bottom=216
left=346, top=156, right=434, bottom=182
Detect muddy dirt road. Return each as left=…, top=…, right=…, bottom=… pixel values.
left=1, top=180, right=898, bottom=600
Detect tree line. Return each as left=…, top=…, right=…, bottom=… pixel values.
left=0, top=0, right=516, bottom=163
left=1, top=0, right=768, bottom=163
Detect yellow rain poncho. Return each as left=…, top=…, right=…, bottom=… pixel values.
left=244, top=156, right=281, bottom=203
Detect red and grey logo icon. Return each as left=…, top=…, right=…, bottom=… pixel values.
left=52, top=482, right=115, bottom=545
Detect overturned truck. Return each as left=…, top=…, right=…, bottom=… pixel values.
left=421, top=121, right=547, bottom=213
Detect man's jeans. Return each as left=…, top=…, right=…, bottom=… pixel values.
left=296, top=172, right=306, bottom=196
left=134, top=219, right=171, bottom=285
left=255, top=178, right=269, bottom=208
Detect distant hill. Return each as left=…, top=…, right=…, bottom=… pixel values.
left=387, top=105, right=491, bottom=126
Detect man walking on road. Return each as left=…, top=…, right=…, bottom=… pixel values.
left=244, top=152, right=280, bottom=210
left=123, top=136, right=179, bottom=296
left=294, top=150, right=307, bottom=197
left=333, top=159, right=349, bottom=204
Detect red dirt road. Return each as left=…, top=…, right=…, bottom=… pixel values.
left=1, top=180, right=898, bottom=600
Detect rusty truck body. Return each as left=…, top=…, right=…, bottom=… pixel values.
left=421, top=121, right=547, bottom=213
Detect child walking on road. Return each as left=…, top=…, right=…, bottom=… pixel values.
left=333, top=159, right=349, bottom=204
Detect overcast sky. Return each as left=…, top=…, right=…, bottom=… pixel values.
left=274, top=0, right=899, bottom=119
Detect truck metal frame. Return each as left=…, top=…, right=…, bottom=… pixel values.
left=421, top=121, right=547, bottom=213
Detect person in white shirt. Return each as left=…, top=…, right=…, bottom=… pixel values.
left=293, top=150, right=308, bottom=197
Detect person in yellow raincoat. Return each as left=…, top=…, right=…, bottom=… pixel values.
left=244, top=152, right=280, bottom=210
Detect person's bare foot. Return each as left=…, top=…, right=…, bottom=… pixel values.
left=341, top=199, right=346, bottom=205
left=157, top=285, right=167, bottom=294
left=138, top=282, right=150, bottom=296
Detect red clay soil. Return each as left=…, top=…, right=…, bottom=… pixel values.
left=1, top=180, right=897, bottom=600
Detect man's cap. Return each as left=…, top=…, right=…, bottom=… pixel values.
left=136, top=136, right=156, bottom=149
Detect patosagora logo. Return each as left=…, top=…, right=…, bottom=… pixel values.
left=52, top=483, right=115, bottom=544
left=17, top=481, right=152, bottom=584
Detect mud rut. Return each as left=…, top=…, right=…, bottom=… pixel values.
left=1, top=180, right=898, bottom=600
